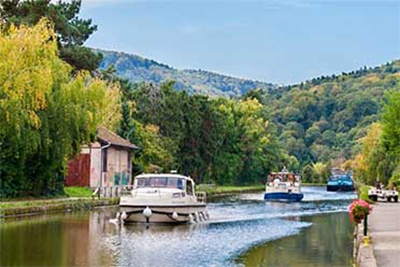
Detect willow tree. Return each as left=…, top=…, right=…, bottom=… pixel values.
left=0, top=0, right=102, bottom=71
left=0, top=20, right=121, bottom=198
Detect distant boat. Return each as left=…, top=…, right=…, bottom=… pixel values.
left=327, top=169, right=355, bottom=192
left=264, top=170, right=304, bottom=202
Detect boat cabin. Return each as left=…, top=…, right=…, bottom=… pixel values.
left=264, top=171, right=304, bottom=202
left=133, top=174, right=196, bottom=196
left=267, top=172, right=301, bottom=187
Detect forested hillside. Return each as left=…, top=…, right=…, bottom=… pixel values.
left=2, top=0, right=398, bottom=200
left=263, top=60, right=400, bottom=181
left=97, top=49, right=277, bottom=97
left=114, top=59, right=400, bottom=186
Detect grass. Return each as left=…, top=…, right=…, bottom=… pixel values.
left=302, top=182, right=326, bottom=186
left=359, top=184, right=373, bottom=204
left=0, top=197, right=120, bottom=218
left=0, top=199, right=68, bottom=209
left=64, top=187, right=93, bottom=198
left=197, top=183, right=326, bottom=197
left=198, top=185, right=265, bottom=197
left=0, top=187, right=94, bottom=209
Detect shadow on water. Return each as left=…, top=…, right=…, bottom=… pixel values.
left=236, top=212, right=354, bottom=267
left=0, top=187, right=356, bottom=267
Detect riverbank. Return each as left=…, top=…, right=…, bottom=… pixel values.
left=199, top=185, right=264, bottom=198
left=0, top=187, right=355, bottom=267
left=200, top=183, right=325, bottom=199
left=359, top=184, right=373, bottom=203
left=0, top=197, right=120, bottom=219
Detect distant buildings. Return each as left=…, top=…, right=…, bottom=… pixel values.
left=65, top=127, right=138, bottom=188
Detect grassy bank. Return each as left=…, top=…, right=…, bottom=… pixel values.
left=198, top=185, right=264, bottom=198
left=359, top=184, right=373, bottom=203
left=0, top=197, right=119, bottom=218
left=302, top=183, right=326, bottom=186
left=198, top=183, right=326, bottom=198
left=64, top=187, right=94, bottom=197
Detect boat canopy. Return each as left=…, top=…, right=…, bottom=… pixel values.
left=134, top=174, right=195, bottom=190
left=268, top=172, right=301, bottom=183
left=329, top=174, right=352, bottom=181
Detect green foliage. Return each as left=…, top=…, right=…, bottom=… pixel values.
left=64, top=187, right=93, bottom=198
left=0, top=0, right=102, bottom=71
left=113, top=57, right=400, bottom=186
left=116, top=81, right=284, bottom=185
left=199, top=185, right=265, bottom=197
left=359, top=185, right=373, bottom=203
left=302, top=165, right=315, bottom=183
left=265, top=60, right=400, bottom=169
left=0, top=21, right=120, bottom=198
left=382, top=90, right=400, bottom=158
left=97, top=50, right=276, bottom=97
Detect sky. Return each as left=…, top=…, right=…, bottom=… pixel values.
left=80, top=0, right=400, bottom=85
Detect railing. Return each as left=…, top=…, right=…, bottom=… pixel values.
left=92, top=185, right=134, bottom=198
left=196, top=191, right=207, bottom=203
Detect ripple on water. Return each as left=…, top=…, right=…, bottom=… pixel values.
left=104, top=218, right=312, bottom=267
left=0, top=186, right=356, bottom=267
left=100, top=187, right=355, bottom=266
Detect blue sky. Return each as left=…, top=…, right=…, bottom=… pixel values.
left=81, top=0, right=400, bottom=84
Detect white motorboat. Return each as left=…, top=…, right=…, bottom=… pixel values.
left=119, top=173, right=208, bottom=223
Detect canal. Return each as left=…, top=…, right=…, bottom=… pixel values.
left=0, top=187, right=356, bottom=267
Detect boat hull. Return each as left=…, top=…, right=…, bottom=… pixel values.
left=327, top=184, right=355, bottom=192
left=119, top=204, right=207, bottom=223
left=264, top=192, right=304, bottom=202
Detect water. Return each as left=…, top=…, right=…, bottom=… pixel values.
left=0, top=187, right=356, bottom=267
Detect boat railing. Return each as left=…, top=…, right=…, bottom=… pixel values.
left=196, top=191, right=207, bottom=203
left=92, top=185, right=135, bottom=198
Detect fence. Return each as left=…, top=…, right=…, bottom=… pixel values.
left=92, top=185, right=134, bottom=198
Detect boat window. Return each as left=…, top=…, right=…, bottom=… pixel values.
left=135, top=177, right=185, bottom=189
left=167, top=178, right=184, bottom=189
left=186, top=180, right=193, bottom=195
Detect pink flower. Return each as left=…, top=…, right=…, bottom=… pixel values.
left=348, top=199, right=373, bottom=224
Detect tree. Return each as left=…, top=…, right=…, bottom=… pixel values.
left=382, top=90, right=400, bottom=157
left=302, top=165, right=315, bottom=183
left=312, top=162, right=329, bottom=183
left=0, top=0, right=102, bottom=71
left=350, top=123, right=395, bottom=185
left=0, top=20, right=120, bottom=197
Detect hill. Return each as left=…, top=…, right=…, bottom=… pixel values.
left=263, top=60, right=400, bottom=171
left=97, top=49, right=277, bottom=97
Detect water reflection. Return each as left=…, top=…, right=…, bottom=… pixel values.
left=236, top=212, right=354, bottom=267
left=0, top=210, right=119, bottom=267
left=0, top=187, right=356, bottom=267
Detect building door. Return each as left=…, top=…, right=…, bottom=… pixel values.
left=66, top=154, right=91, bottom=187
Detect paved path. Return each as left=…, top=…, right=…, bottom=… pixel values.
left=368, top=202, right=400, bottom=267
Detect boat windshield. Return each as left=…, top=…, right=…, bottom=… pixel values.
left=135, top=177, right=185, bottom=189
left=330, top=175, right=351, bottom=181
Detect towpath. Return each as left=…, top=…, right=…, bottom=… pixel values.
left=368, top=202, right=400, bottom=267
